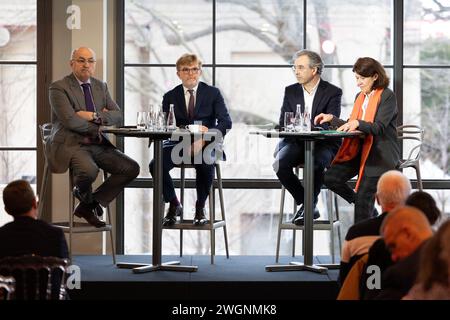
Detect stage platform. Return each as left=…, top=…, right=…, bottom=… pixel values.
left=69, top=255, right=340, bottom=300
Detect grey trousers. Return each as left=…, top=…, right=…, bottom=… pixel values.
left=70, top=144, right=140, bottom=206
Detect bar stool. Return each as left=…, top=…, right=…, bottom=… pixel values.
left=162, top=162, right=229, bottom=264
left=275, top=166, right=342, bottom=263
left=397, top=125, right=424, bottom=191
left=38, top=123, right=116, bottom=264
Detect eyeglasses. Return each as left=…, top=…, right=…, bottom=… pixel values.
left=179, top=67, right=201, bottom=74
left=74, top=58, right=96, bottom=65
left=291, top=65, right=308, bottom=72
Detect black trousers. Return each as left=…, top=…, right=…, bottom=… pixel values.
left=323, top=153, right=379, bottom=224
left=273, top=140, right=335, bottom=206
left=149, top=143, right=214, bottom=206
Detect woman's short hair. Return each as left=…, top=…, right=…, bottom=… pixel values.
left=352, top=57, right=389, bottom=89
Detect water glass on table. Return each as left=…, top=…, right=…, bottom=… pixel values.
left=284, top=112, right=295, bottom=132
left=303, top=111, right=311, bottom=131
left=137, top=111, right=146, bottom=130
left=156, top=111, right=167, bottom=131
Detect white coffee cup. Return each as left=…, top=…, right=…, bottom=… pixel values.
left=187, top=124, right=201, bottom=133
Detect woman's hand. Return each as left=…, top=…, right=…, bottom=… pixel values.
left=337, top=120, right=359, bottom=132
left=314, top=113, right=333, bottom=125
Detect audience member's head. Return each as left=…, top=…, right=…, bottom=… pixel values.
left=376, top=170, right=411, bottom=212
left=415, top=220, right=450, bottom=291
left=3, top=180, right=38, bottom=219
left=406, top=191, right=441, bottom=226
left=381, top=206, right=433, bottom=262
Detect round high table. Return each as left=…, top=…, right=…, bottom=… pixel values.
left=103, top=127, right=217, bottom=273
left=250, top=129, right=363, bottom=273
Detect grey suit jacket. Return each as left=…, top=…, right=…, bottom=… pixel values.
left=46, top=73, right=122, bottom=173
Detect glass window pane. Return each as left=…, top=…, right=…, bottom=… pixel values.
left=0, top=150, right=36, bottom=186
left=216, top=0, right=304, bottom=65
left=125, top=0, right=212, bottom=64
left=124, top=188, right=337, bottom=255
left=0, top=1, right=36, bottom=61
left=124, top=188, right=153, bottom=254
left=307, top=0, right=393, bottom=65
left=0, top=65, right=36, bottom=147
left=404, top=0, right=450, bottom=65
left=403, top=68, right=450, bottom=180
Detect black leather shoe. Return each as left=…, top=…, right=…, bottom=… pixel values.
left=93, top=204, right=103, bottom=217
left=73, top=202, right=106, bottom=228
left=73, top=187, right=103, bottom=217
left=293, top=205, right=320, bottom=225
left=193, top=208, right=208, bottom=226
left=73, top=186, right=89, bottom=203
left=162, top=205, right=183, bottom=226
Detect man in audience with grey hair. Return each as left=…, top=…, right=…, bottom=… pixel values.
left=339, top=170, right=411, bottom=285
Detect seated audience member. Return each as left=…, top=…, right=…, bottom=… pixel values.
left=0, top=180, right=69, bottom=259
left=370, top=206, right=433, bottom=300
left=339, top=170, right=411, bottom=285
left=403, top=220, right=450, bottom=300
left=406, top=191, right=442, bottom=227
left=361, top=192, right=442, bottom=299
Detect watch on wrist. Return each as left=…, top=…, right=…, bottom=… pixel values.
left=92, top=112, right=99, bottom=121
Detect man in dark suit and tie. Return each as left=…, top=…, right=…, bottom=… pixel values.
left=0, top=180, right=68, bottom=259
left=47, top=47, right=140, bottom=227
left=274, top=50, right=342, bottom=225
left=150, top=53, right=232, bottom=226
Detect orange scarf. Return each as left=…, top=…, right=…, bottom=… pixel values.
left=332, top=88, right=383, bottom=191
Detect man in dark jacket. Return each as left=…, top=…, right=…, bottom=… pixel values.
left=0, top=180, right=68, bottom=259
left=274, top=50, right=342, bottom=225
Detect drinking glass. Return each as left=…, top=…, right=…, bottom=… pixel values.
left=284, top=112, right=295, bottom=132
left=156, top=111, right=167, bottom=131
left=137, top=111, right=146, bottom=130
left=303, top=111, right=311, bottom=131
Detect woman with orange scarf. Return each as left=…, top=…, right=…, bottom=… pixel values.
left=314, top=57, right=400, bottom=224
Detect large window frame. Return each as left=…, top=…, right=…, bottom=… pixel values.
left=0, top=0, right=52, bottom=221
left=115, top=0, right=450, bottom=253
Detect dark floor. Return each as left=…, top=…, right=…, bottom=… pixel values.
left=69, top=255, right=340, bottom=300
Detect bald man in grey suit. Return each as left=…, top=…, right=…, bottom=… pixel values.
left=47, top=47, right=139, bottom=227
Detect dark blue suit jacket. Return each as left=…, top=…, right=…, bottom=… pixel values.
left=278, top=79, right=342, bottom=152
left=0, top=216, right=69, bottom=259
left=162, top=81, right=232, bottom=137
left=162, top=81, right=232, bottom=160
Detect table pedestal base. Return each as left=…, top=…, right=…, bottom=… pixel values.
left=117, top=261, right=198, bottom=273
left=265, top=261, right=328, bottom=273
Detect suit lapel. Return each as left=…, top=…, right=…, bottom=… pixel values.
left=311, top=80, right=326, bottom=117
left=91, top=80, right=104, bottom=111
left=194, top=82, right=206, bottom=118
left=294, top=83, right=305, bottom=113
left=68, top=74, right=86, bottom=111
left=176, top=85, right=189, bottom=119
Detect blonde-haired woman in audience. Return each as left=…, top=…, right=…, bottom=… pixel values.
left=403, top=220, right=450, bottom=300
